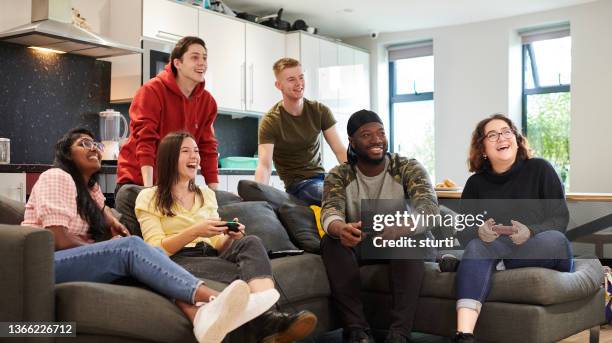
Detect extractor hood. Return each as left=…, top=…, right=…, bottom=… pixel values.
left=0, top=0, right=142, bottom=58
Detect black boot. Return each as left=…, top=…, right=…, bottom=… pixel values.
left=251, top=309, right=317, bottom=343
left=384, top=330, right=411, bottom=343
left=342, top=328, right=375, bottom=343
left=450, top=331, right=475, bottom=343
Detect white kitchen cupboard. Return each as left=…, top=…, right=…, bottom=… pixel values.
left=317, top=39, right=340, bottom=113
left=227, top=175, right=254, bottom=194
left=245, top=24, right=285, bottom=113
left=285, top=32, right=370, bottom=171
left=285, top=32, right=319, bottom=101
left=269, top=175, right=285, bottom=191
left=70, top=0, right=142, bottom=102
left=143, top=0, right=198, bottom=41
left=198, top=10, right=284, bottom=114
left=105, top=0, right=142, bottom=102
left=199, top=10, right=245, bottom=111
left=0, top=173, right=26, bottom=203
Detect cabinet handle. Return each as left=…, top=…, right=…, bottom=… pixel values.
left=156, top=30, right=183, bottom=41
left=249, top=63, right=254, bottom=107
left=17, top=182, right=24, bottom=203
left=241, top=62, right=246, bottom=109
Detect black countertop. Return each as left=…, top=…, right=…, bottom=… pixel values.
left=0, top=164, right=272, bottom=175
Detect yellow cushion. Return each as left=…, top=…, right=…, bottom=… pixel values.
left=309, top=205, right=325, bottom=237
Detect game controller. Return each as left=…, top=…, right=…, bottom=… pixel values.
left=492, top=225, right=517, bottom=235
left=216, top=221, right=241, bottom=232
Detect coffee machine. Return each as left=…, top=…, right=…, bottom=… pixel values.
left=99, top=109, right=128, bottom=161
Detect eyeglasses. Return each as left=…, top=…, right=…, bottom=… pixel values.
left=77, top=138, right=105, bottom=152
left=483, top=128, right=515, bottom=142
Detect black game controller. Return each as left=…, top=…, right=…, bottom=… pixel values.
left=217, top=221, right=241, bottom=232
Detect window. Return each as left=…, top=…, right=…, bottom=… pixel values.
left=389, top=41, right=435, bottom=181
left=521, top=25, right=571, bottom=187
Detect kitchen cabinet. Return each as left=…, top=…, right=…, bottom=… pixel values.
left=269, top=175, right=285, bottom=191
left=245, top=24, right=285, bottom=113
left=105, top=0, right=142, bottom=102
left=199, top=10, right=245, bottom=111
left=286, top=32, right=370, bottom=171
left=72, top=0, right=142, bottom=102
left=196, top=174, right=229, bottom=192
left=0, top=173, right=26, bottom=203
left=227, top=175, right=254, bottom=194
left=198, top=10, right=284, bottom=114
left=143, top=0, right=198, bottom=41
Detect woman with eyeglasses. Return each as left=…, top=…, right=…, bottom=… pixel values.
left=21, top=128, right=274, bottom=343
left=451, top=114, right=573, bottom=343
left=134, top=131, right=317, bottom=343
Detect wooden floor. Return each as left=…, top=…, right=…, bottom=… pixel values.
left=559, top=325, right=612, bottom=343
left=315, top=325, right=612, bottom=342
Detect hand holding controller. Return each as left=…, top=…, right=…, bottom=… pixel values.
left=216, top=221, right=241, bottom=233
left=492, top=225, right=517, bottom=236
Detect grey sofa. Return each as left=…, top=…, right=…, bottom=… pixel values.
left=0, top=186, right=605, bottom=343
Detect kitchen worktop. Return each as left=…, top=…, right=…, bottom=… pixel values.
left=435, top=190, right=612, bottom=201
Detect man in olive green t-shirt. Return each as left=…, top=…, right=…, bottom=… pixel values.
left=255, top=58, right=347, bottom=206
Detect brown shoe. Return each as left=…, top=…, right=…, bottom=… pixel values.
left=255, top=310, right=318, bottom=343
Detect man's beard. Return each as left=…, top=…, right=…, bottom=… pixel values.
left=352, top=144, right=388, bottom=165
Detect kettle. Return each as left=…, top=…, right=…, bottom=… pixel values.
left=99, top=109, right=128, bottom=160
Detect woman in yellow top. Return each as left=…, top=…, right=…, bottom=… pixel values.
left=135, top=131, right=316, bottom=343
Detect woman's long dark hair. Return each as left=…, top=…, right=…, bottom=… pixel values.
left=155, top=131, right=203, bottom=217
left=54, top=128, right=110, bottom=242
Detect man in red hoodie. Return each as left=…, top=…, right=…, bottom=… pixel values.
left=116, top=36, right=219, bottom=192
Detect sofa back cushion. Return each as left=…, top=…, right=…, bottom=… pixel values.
left=238, top=180, right=306, bottom=210
left=0, top=195, right=25, bottom=225
left=218, top=201, right=298, bottom=252
left=277, top=202, right=321, bottom=253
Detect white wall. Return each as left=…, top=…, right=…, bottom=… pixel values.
left=346, top=0, right=612, bottom=193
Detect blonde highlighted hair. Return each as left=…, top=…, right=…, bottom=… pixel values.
left=273, top=57, right=301, bottom=77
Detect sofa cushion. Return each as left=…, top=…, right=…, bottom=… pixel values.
left=0, top=195, right=25, bottom=225
left=360, top=258, right=603, bottom=306
left=200, top=253, right=330, bottom=306
left=277, top=203, right=321, bottom=253
left=237, top=180, right=306, bottom=210
left=214, top=189, right=243, bottom=206
left=55, top=282, right=196, bottom=343
left=218, top=201, right=298, bottom=252
left=114, top=184, right=145, bottom=236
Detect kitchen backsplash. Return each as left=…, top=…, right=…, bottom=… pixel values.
left=114, top=102, right=259, bottom=159
left=0, top=42, right=110, bottom=164
left=0, top=42, right=258, bottom=164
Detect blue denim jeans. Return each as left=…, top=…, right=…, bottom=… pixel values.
left=286, top=174, right=325, bottom=206
left=54, top=236, right=202, bottom=304
left=455, top=230, right=573, bottom=311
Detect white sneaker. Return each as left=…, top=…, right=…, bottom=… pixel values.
left=228, top=288, right=280, bottom=332
left=193, top=279, right=250, bottom=343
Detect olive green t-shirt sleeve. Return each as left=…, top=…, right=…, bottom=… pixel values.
left=258, top=115, right=276, bottom=145
left=320, top=103, right=336, bottom=131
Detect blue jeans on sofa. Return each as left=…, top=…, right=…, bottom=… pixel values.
left=286, top=174, right=325, bottom=206
left=54, top=236, right=202, bottom=304
left=455, top=230, right=574, bottom=311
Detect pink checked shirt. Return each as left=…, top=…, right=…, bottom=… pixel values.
left=22, top=168, right=105, bottom=243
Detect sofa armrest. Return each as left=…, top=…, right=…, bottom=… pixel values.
left=0, top=225, right=55, bottom=323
